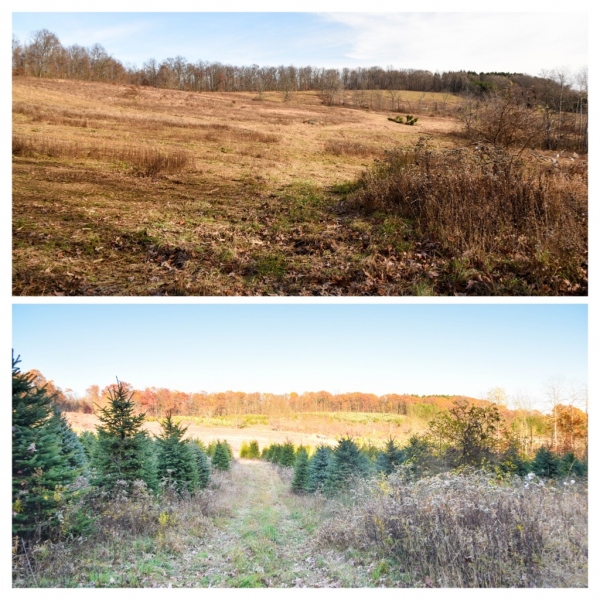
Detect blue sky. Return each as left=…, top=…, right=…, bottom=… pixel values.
left=11, top=10, right=588, bottom=76
left=12, top=304, right=587, bottom=407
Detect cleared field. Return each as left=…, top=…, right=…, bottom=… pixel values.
left=65, top=410, right=426, bottom=454
left=13, top=77, right=468, bottom=296
left=13, top=77, right=586, bottom=295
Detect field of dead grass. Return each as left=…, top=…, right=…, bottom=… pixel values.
left=12, top=77, right=473, bottom=296
left=13, top=77, right=584, bottom=295
left=65, top=411, right=425, bottom=455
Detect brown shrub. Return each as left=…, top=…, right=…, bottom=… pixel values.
left=353, top=140, right=587, bottom=288
left=12, top=133, right=192, bottom=177
left=318, top=471, right=587, bottom=587
left=325, top=139, right=379, bottom=157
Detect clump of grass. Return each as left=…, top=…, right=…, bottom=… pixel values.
left=318, top=470, right=587, bottom=587
left=352, top=140, right=587, bottom=292
left=12, top=478, right=216, bottom=587
left=325, top=140, right=378, bottom=157
left=12, top=133, right=192, bottom=177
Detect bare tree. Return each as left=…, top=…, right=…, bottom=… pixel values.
left=27, top=29, right=61, bottom=78
left=544, top=376, right=566, bottom=451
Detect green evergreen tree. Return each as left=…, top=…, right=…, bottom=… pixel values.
left=498, top=442, right=530, bottom=476
left=307, top=445, right=332, bottom=493
left=12, top=355, right=78, bottom=542
left=248, top=440, right=260, bottom=459
left=325, top=436, right=369, bottom=493
left=222, top=440, right=234, bottom=461
left=78, top=431, right=98, bottom=462
left=156, top=413, right=199, bottom=494
left=532, top=446, right=560, bottom=478
left=188, top=441, right=211, bottom=488
left=239, top=441, right=250, bottom=458
left=558, top=451, right=586, bottom=478
left=93, top=380, right=157, bottom=493
left=403, top=434, right=434, bottom=477
left=375, top=437, right=405, bottom=475
left=207, top=440, right=217, bottom=457
left=268, top=444, right=281, bottom=463
left=211, top=440, right=231, bottom=471
left=291, top=448, right=310, bottom=493
left=52, top=408, right=89, bottom=475
left=279, top=440, right=296, bottom=467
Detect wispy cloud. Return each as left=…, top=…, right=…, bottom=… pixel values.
left=321, top=12, right=587, bottom=74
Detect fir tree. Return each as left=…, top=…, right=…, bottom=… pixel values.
left=279, top=440, right=296, bottom=467
left=12, top=355, right=78, bottom=541
left=558, top=451, right=586, bottom=478
left=532, top=446, right=560, bottom=478
left=248, top=440, right=260, bottom=459
left=307, top=445, right=332, bottom=493
left=498, top=442, right=530, bottom=476
left=403, top=434, right=433, bottom=477
left=222, top=440, right=234, bottom=461
left=211, top=440, right=231, bottom=471
left=239, top=441, right=250, bottom=458
left=93, top=380, right=157, bottom=493
left=268, top=444, right=281, bottom=464
left=188, top=440, right=211, bottom=488
left=78, top=431, right=98, bottom=462
left=207, top=440, right=217, bottom=457
left=325, top=436, right=369, bottom=493
left=52, top=407, right=89, bottom=475
left=156, top=413, right=199, bottom=494
left=291, top=448, right=310, bottom=493
left=375, top=437, right=405, bottom=475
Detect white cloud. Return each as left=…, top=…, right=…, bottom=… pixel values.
left=322, top=12, right=587, bottom=74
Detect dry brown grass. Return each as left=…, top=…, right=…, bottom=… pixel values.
left=13, top=133, right=192, bottom=177
left=13, top=77, right=584, bottom=295
left=353, top=141, right=588, bottom=294
left=324, top=139, right=381, bottom=157
left=318, top=470, right=588, bottom=587
left=64, top=411, right=423, bottom=455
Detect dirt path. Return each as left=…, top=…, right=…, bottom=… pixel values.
left=175, top=460, right=372, bottom=587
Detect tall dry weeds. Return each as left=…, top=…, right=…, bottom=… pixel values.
left=353, top=140, right=587, bottom=289
left=12, top=133, right=192, bottom=177
left=318, top=470, right=587, bottom=587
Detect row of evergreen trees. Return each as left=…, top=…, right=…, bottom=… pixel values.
left=282, top=435, right=588, bottom=497
left=12, top=356, right=228, bottom=545
left=239, top=440, right=260, bottom=459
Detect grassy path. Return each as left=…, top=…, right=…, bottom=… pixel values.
left=173, top=460, right=372, bottom=587
left=14, top=460, right=385, bottom=588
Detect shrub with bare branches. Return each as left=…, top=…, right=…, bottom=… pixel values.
left=318, top=470, right=587, bottom=587
left=353, top=139, right=587, bottom=292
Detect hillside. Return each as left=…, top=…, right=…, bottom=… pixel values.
left=13, top=76, right=464, bottom=296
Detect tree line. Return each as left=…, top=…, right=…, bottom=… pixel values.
left=265, top=400, right=588, bottom=497
left=12, top=29, right=587, bottom=114
left=26, top=368, right=588, bottom=456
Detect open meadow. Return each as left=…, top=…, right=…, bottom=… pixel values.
left=64, top=409, right=429, bottom=455
left=13, top=77, right=587, bottom=295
